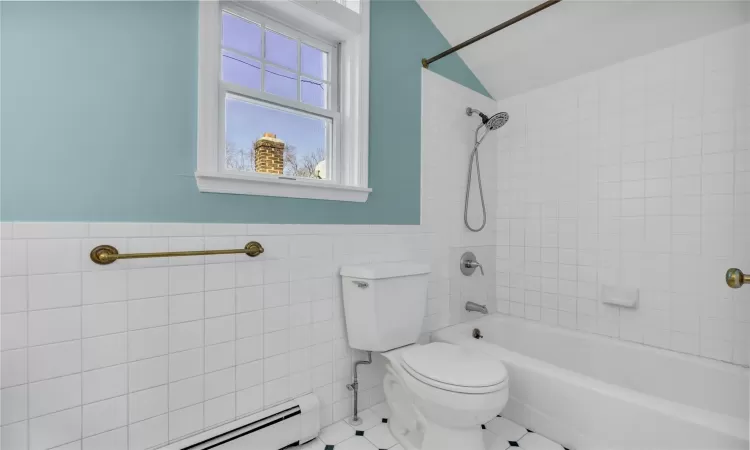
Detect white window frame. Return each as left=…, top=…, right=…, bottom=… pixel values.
left=196, top=0, right=371, bottom=203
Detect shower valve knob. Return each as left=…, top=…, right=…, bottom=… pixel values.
left=465, top=260, right=484, bottom=275
left=460, top=252, right=484, bottom=276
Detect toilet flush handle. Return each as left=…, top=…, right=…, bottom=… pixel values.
left=352, top=280, right=369, bottom=288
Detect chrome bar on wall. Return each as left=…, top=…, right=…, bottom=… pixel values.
left=421, top=0, right=563, bottom=69
left=89, top=241, right=264, bottom=265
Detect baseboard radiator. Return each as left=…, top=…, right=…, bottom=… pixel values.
left=162, top=394, right=320, bottom=450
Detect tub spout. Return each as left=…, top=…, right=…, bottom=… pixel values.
left=465, top=301, right=488, bottom=314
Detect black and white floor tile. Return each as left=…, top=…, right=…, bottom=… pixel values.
left=296, top=404, right=567, bottom=450
left=483, top=415, right=567, bottom=450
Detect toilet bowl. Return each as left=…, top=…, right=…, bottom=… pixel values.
left=339, top=262, right=508, bottom=450
left=381, top=342, right=509, bottom=450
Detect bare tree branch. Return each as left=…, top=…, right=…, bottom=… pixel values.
left=287, top=147, right=324, bottom=178
left=227, top=140, right=325, bottom=179
left=305, top=148, right=325, bottom=179
left=283, top=145, right=299, bottom=177
left=226, top=141, right=255, bottom=172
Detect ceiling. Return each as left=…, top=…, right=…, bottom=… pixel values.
left=417, top=0, right=750, bottom=99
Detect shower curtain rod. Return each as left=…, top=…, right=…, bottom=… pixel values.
left=421, top=0, right=562, bottom=69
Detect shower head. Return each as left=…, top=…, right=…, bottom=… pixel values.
left=466, top=107, right=509, bottom=131
left=486, top=112, right=509, bottom=130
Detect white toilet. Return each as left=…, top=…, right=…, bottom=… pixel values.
left=340, top=262, right=508, bottom=450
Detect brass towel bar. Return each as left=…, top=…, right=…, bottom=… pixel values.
left=90, top=241, right=264, bottom=265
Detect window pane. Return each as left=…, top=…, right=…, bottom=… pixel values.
left=301, top=44, right=328, bottom=80
left=222, top=50, right=261, bottom=90
left=265, top=29, right=297, bottom=70
left=265, top=66, right=297, bottom=101
left=225, top=96, right=330, bottom=179
left=301, top=78, right=327, bottom=109
left=222, top=12, right=261, bottom=57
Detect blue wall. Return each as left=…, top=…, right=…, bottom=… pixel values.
left=0, top=1, right=489, bottom=224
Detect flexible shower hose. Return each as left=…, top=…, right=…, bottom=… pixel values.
left=464, top=142, right=486, bottom=232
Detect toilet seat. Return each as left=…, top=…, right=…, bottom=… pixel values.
left=400, top=342, right=507, bottom=394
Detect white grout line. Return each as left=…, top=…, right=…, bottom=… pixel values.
left=125, top=269, right=131, bottom=450
left=166, top=266, right=171, bottom=448
left=80, top=268, right=84, bottom=446
left=26, top=243, right=31, bottom=450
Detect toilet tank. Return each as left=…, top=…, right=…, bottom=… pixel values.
left=340, top=262, right=430, bottom=352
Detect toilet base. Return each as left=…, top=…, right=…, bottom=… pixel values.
left=381, top=344, right=507, bottom=450
left=384, top=366, right=503, bottom=450
left=388, top=419, right=422, bottom=450
left=421, top=424, right=484, bottom=450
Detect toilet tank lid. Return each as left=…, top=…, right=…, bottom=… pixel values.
left=340, top=262, right=430, bottom=280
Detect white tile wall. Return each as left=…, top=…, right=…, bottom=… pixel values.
left=422, top=69, right=499, bottom=330
left=494, top=24, right=750, bottom=365
left=0, top=222, right=431, bottom=449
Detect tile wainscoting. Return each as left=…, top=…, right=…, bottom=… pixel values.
left=0, top=222, right=439, bottom=450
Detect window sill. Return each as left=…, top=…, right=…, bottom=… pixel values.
left=195, top=171, right=371, bottom=202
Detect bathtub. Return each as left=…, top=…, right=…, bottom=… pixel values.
left=432, top=315, right=749, bottom=450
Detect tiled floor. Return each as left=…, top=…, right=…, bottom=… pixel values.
left=296, top=403, right=568, bottom=450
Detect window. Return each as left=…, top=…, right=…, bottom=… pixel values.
left=196, top=1, right=371, bottom=202
left=222, top=10, right=335, bottom=181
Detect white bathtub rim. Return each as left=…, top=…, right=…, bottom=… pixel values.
left=487, top=341, right=746, bottom=440
left=432, top=316, right=748, bottom=442
left=444, top=314, right=750, bottom=421
left=466, top=314, right=748, bottom=373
